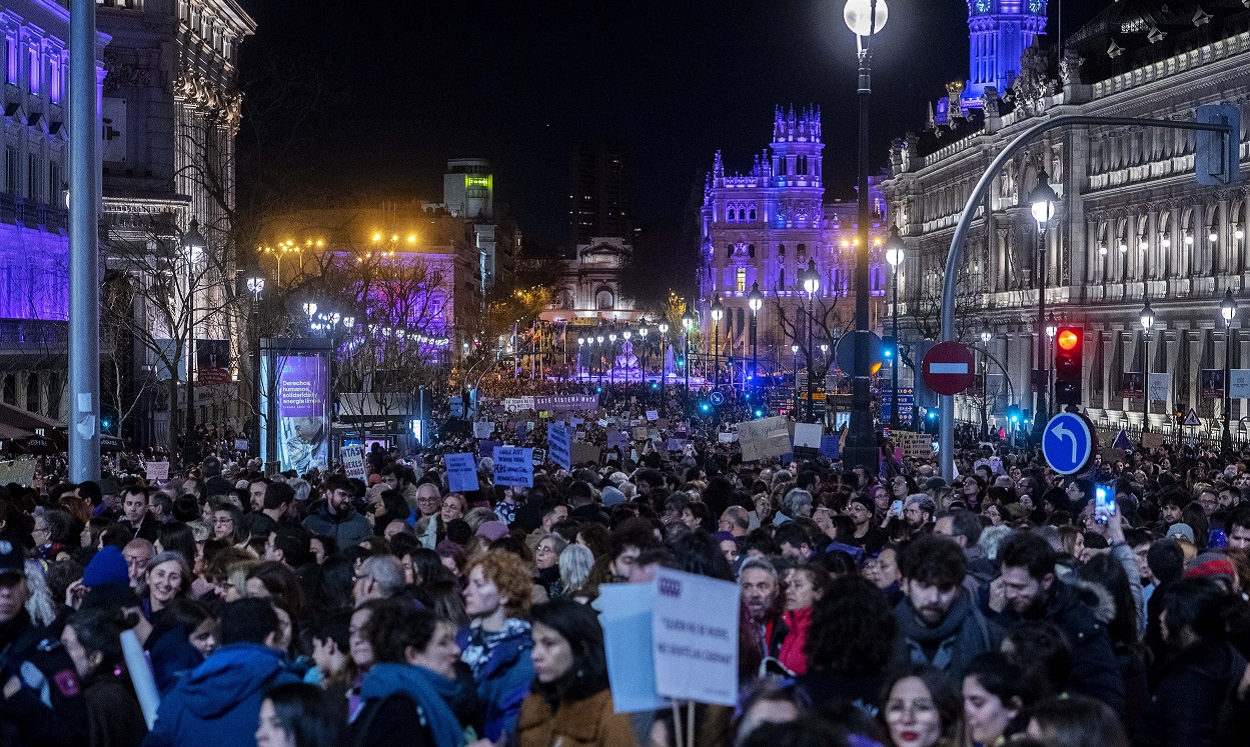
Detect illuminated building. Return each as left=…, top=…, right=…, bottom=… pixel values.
left=425, top=158, right=521, bottom=291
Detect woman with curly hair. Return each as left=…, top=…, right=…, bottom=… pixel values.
left=796, top=574, right=898, bottom=715
left=457, top=549, right=536, bottom=744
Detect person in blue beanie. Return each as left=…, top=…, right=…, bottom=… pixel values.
left=143, top=598, right=299, bottom=747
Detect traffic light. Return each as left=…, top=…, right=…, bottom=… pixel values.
left=1053, top=326, right=1083, bottom=405
left=882, top=335, right=897, bottom=360
left=1175, top=406, right=1186, bottom=427
left=1006, top=404, right=1022, bottom=425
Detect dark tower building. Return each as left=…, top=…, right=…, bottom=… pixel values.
left=568, top=140, right=631, bottom=246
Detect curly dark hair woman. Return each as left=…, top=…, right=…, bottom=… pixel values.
left=797, top=574, right=898, bottom=713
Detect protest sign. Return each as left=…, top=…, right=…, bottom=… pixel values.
left=570, top=417, right=584, bottom=427
left=667, top=438, right=687, bottom=452
left=632, top=426, right=649, bottom=441
left=793, top=422, right=823, bottom=449
left=1148, top=373, right=1170, bottom=402
left=477, top=439, right=501, bottom=458
left=548, top=424, right=572, bottom=472
left=341, top=444, right=367, bottom=481
left=534, top=394, right=599, bottom=411
left=1232, top=369, right=1250, bottom=399
left=652, top=568, right=739, bottom=706
left=646, top=410, right=658, bottom=421
left=736, top=416, right=791, bottom=462
left=472, top=420, right=494, bottom=439
left=893, top=431, right=935, bottom=461
left=445, top=453, right=480, bottom=493
left=607, top=430, right=628, bottom=452
left=1141, top=431, right=1165, bottom=450
left=571, top=442, right=602, bottom=466
left=503, top=397, right=534, bottom=413
left=145, top=461, right=170, bottom=482
left=0, top=459, right=36, bottom=486
left=492, top=446, right=534, bottom=488
left=601, top=583, right=665, bottom=713
left=820, top=435, right=840, bottom=458
left=597, top=419, right=609, bottom=428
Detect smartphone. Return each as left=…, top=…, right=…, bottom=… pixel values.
left=890, top=500, right=904, bottom=518
left=1094, top=485, right=1115, bottom=524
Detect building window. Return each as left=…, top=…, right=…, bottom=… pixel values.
left=726, top=207, right=735, bottom=222
left=736, top=268, right=746, bottom=292
left=4, top=39, right=15, bottom=85
left=727, top=244, right=734, bottom=258
left=748, top=244, right=756, bottom=258
left=4, top=147, right=15, bottom=193
left=778, top=244, right=785, bottom=257
left=49, top=57, right=61, bottom=103
left=27, top=153, right=37, bottom=199
left=28, top=47, right=37, bottom=94
left=749, top=208, right=757, bottom=221
left=47, top=161, right=59, bottom=205
left=738, top=209, right=745, bottom=221
left=778, top=269, right=785, bottom=288
left=797, top=243, right=807, bottom=261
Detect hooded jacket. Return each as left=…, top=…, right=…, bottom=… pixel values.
left=895, top=591, right=1001, bottom=677
left=301, top=503, right=373, bottom=548
left=143, top=643, right=300, bottom=747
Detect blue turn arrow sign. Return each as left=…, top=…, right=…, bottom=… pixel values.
left=1041, top=412, right=1096, bottom=475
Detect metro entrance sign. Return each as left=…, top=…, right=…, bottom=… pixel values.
left=921, top=341, right=976, bottom=396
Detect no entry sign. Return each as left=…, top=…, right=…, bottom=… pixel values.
left=922, top=341, right=976, bottom=396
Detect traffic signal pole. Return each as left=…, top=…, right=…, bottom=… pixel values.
left=936, top=114, right=1235, bottom=480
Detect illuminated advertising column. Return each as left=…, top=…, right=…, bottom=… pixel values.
left=260, top=339, right=333, bottom=474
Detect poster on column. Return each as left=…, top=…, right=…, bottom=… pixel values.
left=1201, top=369, right=1225, bottom=400
left=1148, top=373, right=1170, bottom=403
left=276, top=355, right=330, bottom=474
left=492, top=446, right=534, bottom=488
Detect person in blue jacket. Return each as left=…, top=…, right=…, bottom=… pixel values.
left=144, top=598, right=300, bottom=747
left=457, top=549, right=536, bottom=744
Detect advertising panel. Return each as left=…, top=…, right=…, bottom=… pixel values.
left=276, top=355, right=330, bottom=473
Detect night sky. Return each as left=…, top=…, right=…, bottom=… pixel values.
left=236, top=0, right=1099, bottom=250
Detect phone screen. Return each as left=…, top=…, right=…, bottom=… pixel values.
left=1094, top=486, right=1114, bottom=524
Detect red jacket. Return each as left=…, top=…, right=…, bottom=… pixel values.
left=779, top=607, right=812, bottom=675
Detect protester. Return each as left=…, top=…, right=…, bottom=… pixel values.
left=257, top=682, right=343, bottom=747
left=880, top=664, right=962, bottom=747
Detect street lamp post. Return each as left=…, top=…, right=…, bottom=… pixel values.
left=577, top=337, right=585, bottom=381
left=1028, top=171, right=1058, bottom=442
left=980, top=322, right=992, bottom=440
left=1222, top=290, right=1238, bottom=458
left=638, top=321, right=649, bottom=385
left=711, top=296, right=725, bottom=389
left=622, top=329, right=633, bottom=384
left=682, top=308, right=694, bottom=391
left=802, top=260, right=820, bottom=422
left=245, top=273, right=266, bottom=459
left=182, top=218, right=206, bottom=466
left=609, top=331, right=617, bottom=386
left=792, top=344, right=800, bottom=415
left=1140, top=298, right=1155, bottom=434
left=596, top=334, right=605, bottom=385
left=748, top=282, right=763, bottom=389
left=885, top=227, right=904, bottom=430
left=1045, top=312, right=1058, bottom=414
left=843, top=0, right=888, bottom=468
left=658, top=321, right=668, bottom=413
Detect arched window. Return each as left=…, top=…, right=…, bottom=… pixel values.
left=778, top=268, right=785, bottom=288
left=778, top=244, right=786, bottom=257
left=748, top=244, right=756, bottom=258
left=558, top=289, right=575, bottom=310
left=797, top=243, right=806, bottom=261
left=727, top=244, right=735, bottom=258
left=726, top=207, right=735, bottom=222
left=738, top=209, right=746, bottom=221
left=595, top=287, right=615, bottom=310
left=749, top=208, right=757, bottom=221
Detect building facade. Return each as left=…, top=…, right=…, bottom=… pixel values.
left=97, top=0, right=255, bottom=446
left=542, top=236, right=639, bottom=324
left=568, top=139, right=631, bottom=247
left=882, top=0, right=1250, bottom=434
left=0, top=0, right=108, bottom=421
left=698, top=106, right=888, bottom=380
left=426, top=158, right=521, bottom=292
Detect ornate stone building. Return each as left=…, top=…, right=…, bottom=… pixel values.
left=698, top=106, right=887, bottom=380
left=882, top=1, right=1250, bottom=434
left=97, top=0, right=255, bottom=446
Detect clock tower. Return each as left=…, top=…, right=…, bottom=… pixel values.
left=964, top=0, right=1048, bottom=111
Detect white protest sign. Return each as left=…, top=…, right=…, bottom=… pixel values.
left=652, top=568, right=739, bottom=706
left=736, top=416, right=791, bottom=462
left=646, top=410, right=658, bottom=421
left=547, top=423, right=572, bottom=472
left=492, top=446, right=534, bottom=488
left=0, top=459, right=36, bottom=486
left=793, top=422, right=822, bottom=449
left=445, top=453, right=480, bottom=493
left=342, top=444, right=367, bottom=481
left=503, top=397, right=534, bottom=413
left=145, top=461, right=170, bottom=482
left=718, top=432, right=737, bottom=443
left=473, top=420, right=495, bottom=439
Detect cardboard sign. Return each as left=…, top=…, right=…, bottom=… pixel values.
left=652, top=568, right=740, bottom=706
left=1141, top=431, right=1165, bottom=450
left=793, top=422, right=823, bottom=450
left=342, top=444, right=367, bottom=482
left=632, top=426, right=649, bottom=441
left=145, top=461, right=170, bottom=482
left=571, top=442, right=602, bottom=466
left=492, top=446, right=534, bottom=488
left=0, top=459, right=37, bottom=486
left=445, top=453, right=480, bottom=493
left=1100, top=447, right=1127, bottom=463
left=548, top=424, right=572, bottom=472
left=736, top=416, right=791, bottom=462
left=607, top=430, right=628, bottom=452
left=894, top=431, right=935, bottom=461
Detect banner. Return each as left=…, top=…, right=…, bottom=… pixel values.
left=1121, top=372, right=1143, bottom=400
left=736, top=416, right=791, bottom=462
left=276, top=355, right=331, bottom=473
left=196, top=339, right=231, bottom=384
left=503, top=397, right=535, bottom=413
left=547, top=424, right=572, bottom=472
left=342, top=444, right=367, bottom=482
left=445, top=453, right=480, bottom=493
left=652, top=568, right=740, bottom=706
left=1148, top=372, right=1170, bottom=403
left=1202, top=369, right=1226, bottom=400
left=1233, top=369, right=1250, bottom=399
left=492, top=446, right=534, bottom=488
left=533, top=394, right=599, bottom=411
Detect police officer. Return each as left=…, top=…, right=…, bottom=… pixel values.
left=0, top=538, right=89, bottom=746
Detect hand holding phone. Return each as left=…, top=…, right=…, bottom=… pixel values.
left=890, top=500, right=904, bottom=518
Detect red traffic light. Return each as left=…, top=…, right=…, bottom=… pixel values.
left=1057, top=329, right=1080, bottom=351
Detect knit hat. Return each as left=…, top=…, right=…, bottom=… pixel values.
left=1167, top=523, right=1196, bottom=545
left=608, top=471, right=630, bottom=486
left=476, top=521, right=509, bottom=541
left=1185, top=552, right=1236, bottom=581
left=601, top=485, right=626, bottom=507
left=82, top=546, right=130, bottom=588
left=435, top=539, right=466, bottom=569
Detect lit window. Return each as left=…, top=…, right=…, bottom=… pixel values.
left=736, top=268, right=746, bottom=292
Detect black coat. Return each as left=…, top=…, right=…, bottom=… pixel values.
left=1138, top=641, right=1248, bottom=747
left=0, top=612, right=90, bottom=747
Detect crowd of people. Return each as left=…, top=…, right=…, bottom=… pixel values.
left=2, top=380, right=1250, bottom=747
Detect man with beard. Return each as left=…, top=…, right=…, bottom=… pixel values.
left=739, top=557, right=786, bottom=659
left=989, top=531, right=1125, bottom=714
left=894, top=535, right=1000, bottom=677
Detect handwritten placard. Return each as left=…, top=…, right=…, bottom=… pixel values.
left=445, top=452, right=480, bottom=493
left=493, top=446, right=534, bottom=488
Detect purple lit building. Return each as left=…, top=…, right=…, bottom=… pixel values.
left=0, top=1, right=108, bottom=420
left=698, top=106, right=887, bottom=381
